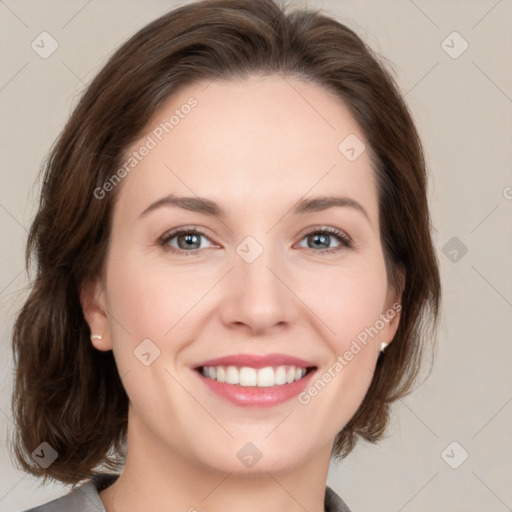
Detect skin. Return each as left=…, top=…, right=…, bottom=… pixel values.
left=81, top=74, right=403, bottom=512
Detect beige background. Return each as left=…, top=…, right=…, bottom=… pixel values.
left=1, top=0, right=511, bottom=511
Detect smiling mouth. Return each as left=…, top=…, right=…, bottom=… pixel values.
left=196, top=365, right=316, bottom=387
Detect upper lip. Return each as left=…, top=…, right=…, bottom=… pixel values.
left=193, top=353, right=317, bottom=370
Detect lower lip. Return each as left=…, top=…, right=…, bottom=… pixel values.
left=195, top=369, right=316, bottom=407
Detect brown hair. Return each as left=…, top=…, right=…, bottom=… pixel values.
left=10, top=0, right=441, bottom=485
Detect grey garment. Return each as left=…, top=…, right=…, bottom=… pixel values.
left=324, top=485, right=353, bottom=512
left=22, top=473, right=118, bottom=512
left=22, top=472, right=352, bottom=512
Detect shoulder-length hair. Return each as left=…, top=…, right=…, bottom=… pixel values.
left=10, top=0, right=441, bottom=485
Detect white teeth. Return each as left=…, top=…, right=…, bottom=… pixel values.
left=239, top=367, right=257, bottom=386
left=226, top=365, right=239, bottom=384
left=200, top=364, right=309, bottom=387
left=257, top=367, right=274, bottom=387
left=216, top=366, right=226, bottom=383
left=275, top=366, right=287, bottom=385
left=295, top=368, right=306, bottom=380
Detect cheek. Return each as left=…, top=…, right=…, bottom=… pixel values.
left=296, top=265, right=385, bottom=428
left=104, top=247, right=199, bottom=340
left=102, top=253, right=195, bottom=410
left=298, top=258, right=389, bottom=351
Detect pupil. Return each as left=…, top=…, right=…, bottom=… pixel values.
left=180, top=234, right=199, bottom=249
left=311, top=233, right=328, bottom=249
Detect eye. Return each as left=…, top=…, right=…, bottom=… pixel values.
left=296, top=227, right=352, bottom=255
left=159, top=227, right=216, bottom=255
left=158, top=225, right=352, bottom=256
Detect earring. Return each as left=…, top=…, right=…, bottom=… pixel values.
left=91, top=334, right=103, bottom=340
left=380, top=342, right=388, bottom=352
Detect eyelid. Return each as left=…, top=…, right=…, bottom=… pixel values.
left=158, top=225, right=218, bottom=249
left=299, top=225, right=352, bottom=243
left=296, top=225, right=352, bottom=253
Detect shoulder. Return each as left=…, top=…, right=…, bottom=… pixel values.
left=20, top=473, right=120, bottom=512
left=325, top=485, right=353, bottom=512
left=22, top=474, right=347, bottom=512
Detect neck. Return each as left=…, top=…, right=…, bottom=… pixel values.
left=99, top=409, right=332, bottom=512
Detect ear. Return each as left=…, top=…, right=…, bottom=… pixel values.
left=79, top=277, right=113, bottom=351
left=381, top=265, right=405, bottom=345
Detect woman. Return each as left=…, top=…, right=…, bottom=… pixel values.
left=10, top=0, right=441, bottom=510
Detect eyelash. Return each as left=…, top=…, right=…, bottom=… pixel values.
left=158, top=225, right=352, bottom=256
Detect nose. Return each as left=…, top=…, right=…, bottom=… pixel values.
left=218, top=244, right=299, bottom=336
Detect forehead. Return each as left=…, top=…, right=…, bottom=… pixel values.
left=113, top=74, right=379, bottom=225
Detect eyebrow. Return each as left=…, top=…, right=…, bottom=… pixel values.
left=138, top=194, right=371, bottom=224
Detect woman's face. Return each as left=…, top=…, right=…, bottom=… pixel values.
left=84, top=74, right=402, bottom=474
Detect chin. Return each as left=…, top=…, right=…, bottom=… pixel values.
left=190, top=436, right=312, bottom=475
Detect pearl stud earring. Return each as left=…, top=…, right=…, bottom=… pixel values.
left=380, top=342, right=388, bottom=352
